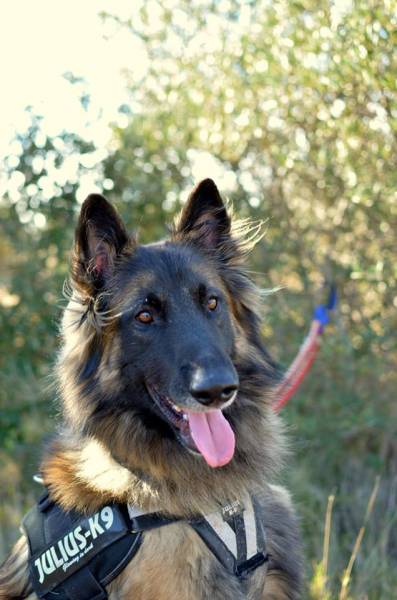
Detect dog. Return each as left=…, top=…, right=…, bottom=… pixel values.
left=0, top=179, right=302, bottom=599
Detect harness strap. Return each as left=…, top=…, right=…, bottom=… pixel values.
left=190, top=496, right=268, bottom=578
left=128, top=505, right=182, bottom=531
left=23, top=488, right=268, bottom=598
left=60, top=569, right=106, bottom=600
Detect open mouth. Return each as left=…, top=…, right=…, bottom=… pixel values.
left=146, top=383, right=236, bottom=468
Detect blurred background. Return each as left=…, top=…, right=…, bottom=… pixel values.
left=0, top=1, right=396, bottom=598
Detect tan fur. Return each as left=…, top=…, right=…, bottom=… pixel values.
left=0, top=537, right=33, bottom=600
left=40, top=413, right=283, bottom=517
left=261, top=576, right=293, bottom=600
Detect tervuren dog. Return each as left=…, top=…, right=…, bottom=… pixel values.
left=0, top=179, right=302, bottom=599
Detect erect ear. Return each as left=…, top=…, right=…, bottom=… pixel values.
left=174, top=179, right=231, bottom=250
left=71, top=194, right=129, bottom=295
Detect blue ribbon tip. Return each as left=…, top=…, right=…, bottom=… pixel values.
left=313, top=304, right=329, bottom=326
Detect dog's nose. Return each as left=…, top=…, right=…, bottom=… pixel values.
left=189, top=367, right=239, bottom=407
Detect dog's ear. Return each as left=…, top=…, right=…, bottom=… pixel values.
left=174, top=179, right=231, bottom=251
left=71, top=194, right=129, bottom=295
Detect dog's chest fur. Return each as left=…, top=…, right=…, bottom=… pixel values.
left=109, top=521, right=265, bottom=600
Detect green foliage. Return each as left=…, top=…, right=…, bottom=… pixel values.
left=1, top=2, right=396, bottom=597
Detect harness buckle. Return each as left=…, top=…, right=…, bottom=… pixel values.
left=235, top=551, right=269, bottom=578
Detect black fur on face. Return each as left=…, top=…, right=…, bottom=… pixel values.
left=61, top=179, right=280, bottom=481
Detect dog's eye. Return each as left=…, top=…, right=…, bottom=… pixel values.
left=136, top=310, right=153, bottom=324
left=207, top=296, right=218, bottom=311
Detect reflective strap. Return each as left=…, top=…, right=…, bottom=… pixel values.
left=244, top=495, right=260, bottom=559
left=127, top=505, right=181, bottom=533
left=127, top=505, right=146, bottom=520
left=205, top=510, right=237, bottom=557
left=189, top=517, right=236, bottom=574
left=208, top=496, right=260, bottom=561
left=190, top=495, right=268, bottom=578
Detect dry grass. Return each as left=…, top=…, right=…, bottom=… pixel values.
left=309, top=477, right=383, bottom=600
left=338, top=477, right=380, bottom=600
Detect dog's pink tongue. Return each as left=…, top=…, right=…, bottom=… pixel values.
left=186, top=410, right=235, bottom=468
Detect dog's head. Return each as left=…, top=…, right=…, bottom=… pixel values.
left=60, top=179, right=279, bottom=477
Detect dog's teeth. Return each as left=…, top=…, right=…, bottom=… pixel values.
left=149, top=385, right=186, bottom=425
left=169, top=401, right=181, bottom=413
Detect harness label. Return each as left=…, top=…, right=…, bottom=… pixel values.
left=30, top=505, right=128, bottom=595
left=221, top=500, right=244, bottom=521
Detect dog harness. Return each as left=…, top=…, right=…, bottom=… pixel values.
left=23, top=489, right=268, bottom=599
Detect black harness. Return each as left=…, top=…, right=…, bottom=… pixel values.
left=23, top=489, right=268, bottom=599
